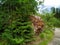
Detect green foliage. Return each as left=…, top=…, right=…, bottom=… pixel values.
left=0, top=0, right=38, bottom=45
left=37, top=12, right=60, bottom=45
left=39, top=13, right=60, bottom=27
left=38, top=13, right=54, bottom=45
left=0, top=0, right=38, bottom=15
left=54, top=19, right=60, bottom=27
left=40, top=29, right=53, bottom=40
left=39, top=25, right=54, bottom=45
left=39, top=12, right=60, bottom=45
left=39, top=29, right=53, bottom=45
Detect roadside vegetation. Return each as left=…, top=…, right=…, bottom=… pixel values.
left=38, top=12, right=60, bottom=45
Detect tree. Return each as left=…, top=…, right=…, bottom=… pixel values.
left=55, top=8, right=60, bottom=19
left=51, top=7, right=55, bottom=13
left=51, top=7, right=60, bottom=19
left=0, top=0, right=38, bottom=45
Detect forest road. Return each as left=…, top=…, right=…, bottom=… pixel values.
left=48, top=28, right=60, bottom=45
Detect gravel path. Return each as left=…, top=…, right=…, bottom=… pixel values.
left=48, top=28, right=60, bottom=45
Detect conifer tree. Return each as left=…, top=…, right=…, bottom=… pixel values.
left=0, top=0, right=38, bottom=45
